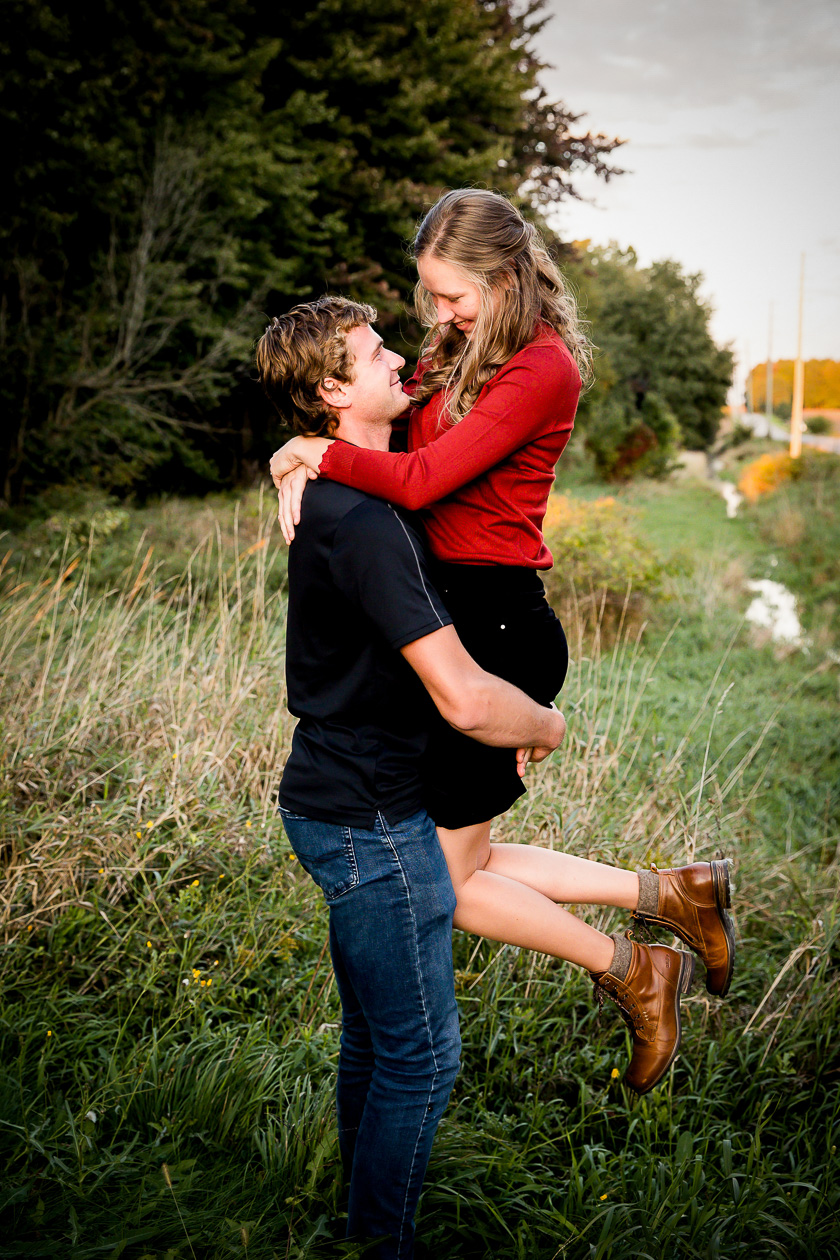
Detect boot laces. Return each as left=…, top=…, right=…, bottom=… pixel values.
left=591, top=976, right=646, bottom=1035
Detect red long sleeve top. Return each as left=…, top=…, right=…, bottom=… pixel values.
left=318, top=326, right=580, bottom=568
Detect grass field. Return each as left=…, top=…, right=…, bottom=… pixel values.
left=1, top=461, right=839, bottom=1258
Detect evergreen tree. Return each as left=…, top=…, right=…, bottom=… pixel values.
left=1, top=0, right=622, bottom=504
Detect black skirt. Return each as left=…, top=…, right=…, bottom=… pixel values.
left=422, top=562, right=569, bottom=829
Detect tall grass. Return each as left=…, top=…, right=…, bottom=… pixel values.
left=1, top=493, right=838, bottom=1258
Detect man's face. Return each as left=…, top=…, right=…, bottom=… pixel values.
left=333, top=324, right=410, bottom=424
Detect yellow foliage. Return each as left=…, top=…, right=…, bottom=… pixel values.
left=541, top=493, right=664, bottom=631
left=737, top=452, right=796, bottom=503
left=748, top=359, right=840, bottom=410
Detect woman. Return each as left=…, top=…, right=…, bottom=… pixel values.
left=269, top=189, right=734, bottom=1093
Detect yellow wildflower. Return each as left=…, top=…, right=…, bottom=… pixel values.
left=610, top=1068, right=620, bottom=1080
left=600, top=1193, right=608, bottom=1201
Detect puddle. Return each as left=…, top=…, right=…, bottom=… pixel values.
left=714, top=480, right=744, bottom=519
left=745, top=580, right=808, bottom=647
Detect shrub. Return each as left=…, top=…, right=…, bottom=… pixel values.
left=542, top=493, right=666, bottom=630
left=584, top=391, right=681, bottom=481
left=737, top=451, right=797, bottom=502
left=728, top=420, right=754, bottom=447
left=805, top=414, right=833, bottom=435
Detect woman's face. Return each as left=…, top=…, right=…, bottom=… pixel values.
left=417, top=254, right=483, bottom=337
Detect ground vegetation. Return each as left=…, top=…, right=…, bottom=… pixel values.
left=1, top=467, right=838, bottom=1258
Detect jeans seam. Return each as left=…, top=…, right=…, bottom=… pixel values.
left=342, top=825, right=359, bottom=890
left=374, top=810, right=444, bottom=1254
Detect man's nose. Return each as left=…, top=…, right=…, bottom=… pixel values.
left=387, top=350, right=405, bottom=370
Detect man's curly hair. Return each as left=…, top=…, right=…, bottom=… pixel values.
left=255, top=295, right=378, bottom=437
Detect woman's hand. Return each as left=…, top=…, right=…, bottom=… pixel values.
left=276, top=464, right=317, bottom=543
left=269, top=435, right=332, bottom=488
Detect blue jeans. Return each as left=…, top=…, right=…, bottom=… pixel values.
left=279, top=807, right=461, bottom=1260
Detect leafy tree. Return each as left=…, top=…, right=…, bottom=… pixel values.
left=748, top=360, right=840, bottom=413
left=1, top=0, right=623, bottom=505
left=568, top=245, right=733, bottom=477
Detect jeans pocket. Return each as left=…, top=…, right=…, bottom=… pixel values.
left=279, top=810, right=359, bottom=903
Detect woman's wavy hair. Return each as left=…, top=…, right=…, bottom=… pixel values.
left=411, top=188, right=591, bottom=424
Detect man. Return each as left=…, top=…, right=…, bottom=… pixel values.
left=255, top=296, right=565, bottom=1259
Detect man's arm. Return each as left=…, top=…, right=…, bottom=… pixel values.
left=401, top=625, right=566, bottom=755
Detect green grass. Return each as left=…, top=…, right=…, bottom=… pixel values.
left=1, top=481, right=839, bottom=1258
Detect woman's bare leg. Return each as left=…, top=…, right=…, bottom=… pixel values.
left=486, top=842, right=639, bottom=908
left=436, top=821, right=634, bottom=973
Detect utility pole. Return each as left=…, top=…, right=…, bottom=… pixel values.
left=790, top=255, right=805, bottom=459
left=765, top=303, right=774, bottom=426
left=745, top=343, right=754, bottom=414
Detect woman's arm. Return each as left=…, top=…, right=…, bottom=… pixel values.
left=269, top=435, right=333, bottom=485
left=317, top=345, right=579, bottom=511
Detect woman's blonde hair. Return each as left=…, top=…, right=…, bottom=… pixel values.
left=411, top=188, right=591, bottom=423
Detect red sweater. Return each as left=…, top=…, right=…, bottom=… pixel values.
left=318, top=327, right=580, bottom=568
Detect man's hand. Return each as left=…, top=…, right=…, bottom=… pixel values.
left=515, top=707, right=567, bottom=777
left=403, top=627, right=569, bottom=754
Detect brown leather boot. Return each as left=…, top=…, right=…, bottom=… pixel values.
left=634, top=860, right=735, bottom=997
left=591, top=939, right=694, bottom=1096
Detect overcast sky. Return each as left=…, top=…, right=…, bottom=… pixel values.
left=537, top=0, right=840, bottom=399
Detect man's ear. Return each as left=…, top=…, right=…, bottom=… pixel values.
left=318, top=376, right=352, bottom=411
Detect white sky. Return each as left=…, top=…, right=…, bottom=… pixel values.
left=537, top=0, right=840, bottom=400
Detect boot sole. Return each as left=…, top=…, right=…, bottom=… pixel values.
left=709, top=858, right=736, bottom=999
left=633, top=950, right=695, bottom=1097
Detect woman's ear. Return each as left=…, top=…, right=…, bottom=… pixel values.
left=500, top=264, right=517, bottom=291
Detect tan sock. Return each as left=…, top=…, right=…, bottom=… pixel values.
left=602, top=931, right=632, bottom=981
left=635, top=867, right=660, bottom=917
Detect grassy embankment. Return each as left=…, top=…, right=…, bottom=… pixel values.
left=1, top=454, right=838, bottom=1259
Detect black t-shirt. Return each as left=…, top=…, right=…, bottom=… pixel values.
left=279, top=479, right=452, bottom=827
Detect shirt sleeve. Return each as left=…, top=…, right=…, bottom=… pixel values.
left=329, top=501, right=452, bottom=650
left=318, top=341, right=580, bottom=511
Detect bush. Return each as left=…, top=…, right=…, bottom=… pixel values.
left=584, top=391, right=680, bottom=481
left=542, top=493, right=666, bottom=630
left=728, top=420, right=754, bottom=447
left=737, top=451, right=798, bottom=502
left=805, top=414, right=834, bottom=435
